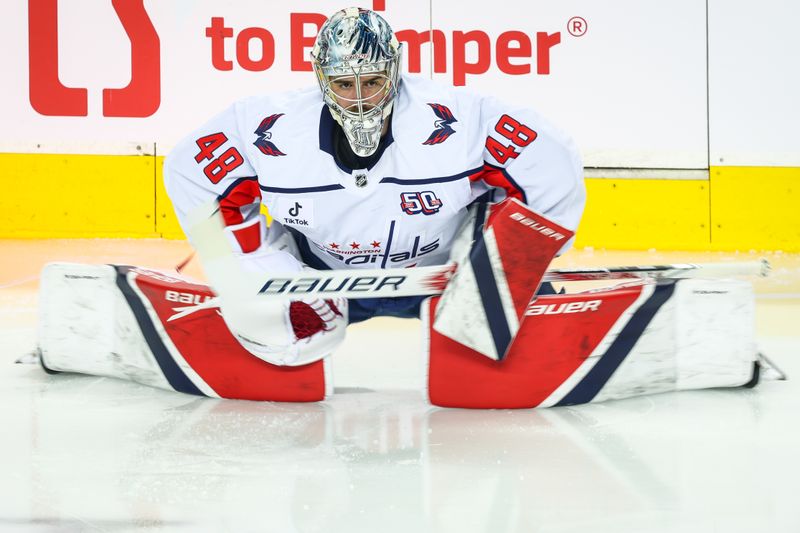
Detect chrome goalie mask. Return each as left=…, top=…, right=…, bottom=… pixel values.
left=311, top=7, right=402, bottom=157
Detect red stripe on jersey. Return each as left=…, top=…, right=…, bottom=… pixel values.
left=470, top=163, right=526, bottom=202
left=219, top=179, right=262, bottom=253
left=219, top=179, right=261, bottom=226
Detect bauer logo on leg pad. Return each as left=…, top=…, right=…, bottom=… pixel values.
left=165, top=290, right=214, bottom=305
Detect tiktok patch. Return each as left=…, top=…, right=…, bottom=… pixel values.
left=276, top=197, right=315, bottom=228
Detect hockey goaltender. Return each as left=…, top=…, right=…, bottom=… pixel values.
left=34, top=8, right=778, bottom=407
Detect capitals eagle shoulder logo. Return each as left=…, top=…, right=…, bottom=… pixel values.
left=422, top=103, right=457, bottom=145
left=254, top=113, right=286, bottom=156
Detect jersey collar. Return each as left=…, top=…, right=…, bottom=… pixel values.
left=318, top=105, right=394, bottom=173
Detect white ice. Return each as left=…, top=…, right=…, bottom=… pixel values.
left=1, top=241, right=799, bottom=533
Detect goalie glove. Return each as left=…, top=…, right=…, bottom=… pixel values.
left=215, top=236, right=348, bottom=366
left=185, top=200, right=348, bottom=365
left=219, top=294, right=348, bottom=366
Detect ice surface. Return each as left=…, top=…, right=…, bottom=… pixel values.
left=1, top=240, right=799, bottom=532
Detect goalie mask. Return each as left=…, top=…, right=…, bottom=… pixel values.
left=311, top=7, right=402, bottom=157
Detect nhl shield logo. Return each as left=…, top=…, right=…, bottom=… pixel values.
left=354, top=173, right=368, bottom=188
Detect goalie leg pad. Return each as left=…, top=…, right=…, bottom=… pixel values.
left=38, top=263, right=329, bottom=401
left=425, top=278, right=758, bottom=409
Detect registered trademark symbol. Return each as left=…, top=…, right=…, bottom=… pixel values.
left=568, top=16, right=587, bottom=37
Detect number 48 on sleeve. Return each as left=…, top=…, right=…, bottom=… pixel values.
left=485, top=115, right=537, bottom=165
left=194, top=132, right=244, bottom=184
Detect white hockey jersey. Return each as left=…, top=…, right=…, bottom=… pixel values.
left=164, top=75, right=585, bottom=272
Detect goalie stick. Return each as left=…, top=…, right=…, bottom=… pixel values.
left=541, top=259, right=770, bottom=282
left=186, top=201, right=769, bottom=301
left=232, top=260, right=769, bottom=300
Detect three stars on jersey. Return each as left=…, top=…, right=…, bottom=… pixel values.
left=318, top=235, right=440, bottom=266
left=328, top=241, right=382, bottom=250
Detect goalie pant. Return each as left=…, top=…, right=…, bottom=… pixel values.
left=37, top=264, right=759, bottom=406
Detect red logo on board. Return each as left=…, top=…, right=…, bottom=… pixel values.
left=28, top=0, right=161, bottom=117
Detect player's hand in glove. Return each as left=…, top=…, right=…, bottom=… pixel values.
left=200, top=224, right=350, bottom=366
left=219, top=294, right=348, bottom=366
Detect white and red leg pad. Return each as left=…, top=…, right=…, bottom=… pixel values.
left=38, top=263, right=329, bottom=401
left=433, top=198, right=574, bottom=361
left=425, top=278, right=758, bottom=409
